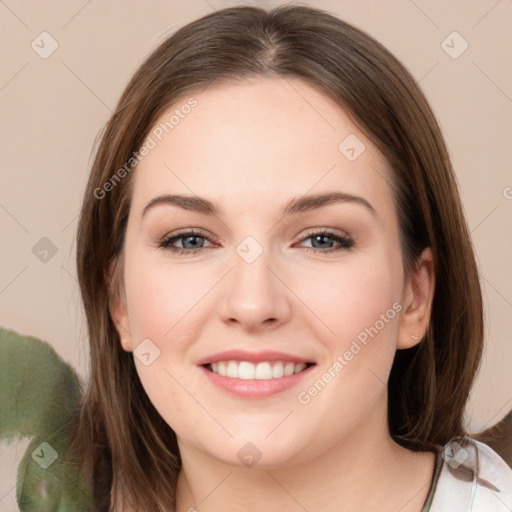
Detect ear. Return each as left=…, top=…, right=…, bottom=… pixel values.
left=105, top=258, right=133, bottom=352
left=397, top=247, right=435, bottom=349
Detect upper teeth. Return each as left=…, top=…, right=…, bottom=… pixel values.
left=210, top=361, right=308, bottom=380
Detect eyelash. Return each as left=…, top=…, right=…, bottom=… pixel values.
left=157, top=228, right=354, bottom=256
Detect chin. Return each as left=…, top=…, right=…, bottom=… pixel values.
left=193, top=429, right=313, bottom=470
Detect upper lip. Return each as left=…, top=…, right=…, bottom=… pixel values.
left=196, top=349, right=315, bottom=366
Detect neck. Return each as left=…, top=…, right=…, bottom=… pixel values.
left=174, top=401, right=436, bottom=512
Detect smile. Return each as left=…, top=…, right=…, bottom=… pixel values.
left=206, top=360, right=310, bottom=379
left=197, top=350, right=316, bottom=399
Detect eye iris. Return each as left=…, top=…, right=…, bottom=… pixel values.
left=312, top=234, right=334, bottom=249
left=183, top=235, right=203, bottom=249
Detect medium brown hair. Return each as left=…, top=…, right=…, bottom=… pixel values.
left=72, top=4, right=484, bottom=511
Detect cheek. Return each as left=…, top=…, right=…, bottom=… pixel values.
left=296, top=256, right=402, bottom=349
left=293, top=251, right=403, bottom=419
left=122, top=251, right=218, bottom=425
left=124, top=251, right=214, bottom=345
left=123, top=254, right=206, bottom=432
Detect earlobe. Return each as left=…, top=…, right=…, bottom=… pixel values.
left=110, top=293, right=132, bottom=352
left=397, top=247, right=435, bottom=350
left=120, top=338, right=133, bottom=352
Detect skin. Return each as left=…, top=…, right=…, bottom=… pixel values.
left=111, top=77, right=436, bottom=511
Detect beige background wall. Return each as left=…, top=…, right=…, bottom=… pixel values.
left=1, top=0, right=511, bottom=509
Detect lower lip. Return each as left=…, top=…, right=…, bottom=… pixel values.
left=199, top=364, right=315, bottom=399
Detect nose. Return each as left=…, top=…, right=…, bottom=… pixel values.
left=218, top=247, right=292, bottom=332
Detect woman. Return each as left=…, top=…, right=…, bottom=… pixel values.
left=71, top=4, right=512, bottom=511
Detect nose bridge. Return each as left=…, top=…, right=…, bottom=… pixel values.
left=219, top=235, right=291, bottom=328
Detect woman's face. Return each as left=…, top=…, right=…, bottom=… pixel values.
left=112, top=77, right=431, bottom=468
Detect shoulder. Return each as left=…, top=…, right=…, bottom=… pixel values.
left=430, top=435, right=512, bottom=511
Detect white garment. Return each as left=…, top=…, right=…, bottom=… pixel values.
left=429, top=436, right=512, bottom=511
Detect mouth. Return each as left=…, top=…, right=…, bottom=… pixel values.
left=203, top=360, right=315, bottom=380
left=197, top=350, right=316, bottom=399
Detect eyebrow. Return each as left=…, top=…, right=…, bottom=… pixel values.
left=141, top=191, right=376, bottom=218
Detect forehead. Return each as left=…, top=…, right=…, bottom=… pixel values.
left=131, top=77, right=394, bottom=220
